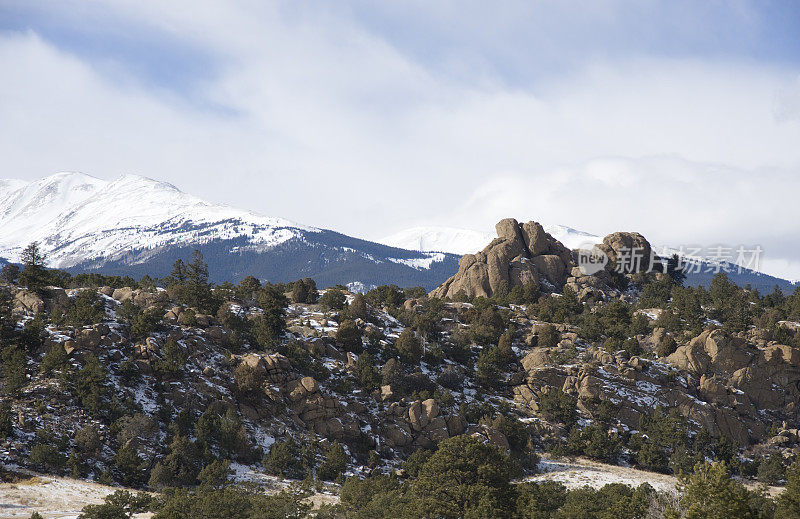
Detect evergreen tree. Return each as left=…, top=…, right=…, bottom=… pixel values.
left=179, top=250, right=215, bottom=313
left=667, top=254, right=687, bottom=286
left=336, top=320, right=363, bottom=353
left=149, top=435, right=201, bottom=489
left=396, top=328, right=422, bottom=363
left=317, top=441, right=348, bottom=482
left=253, top=285, right=288, bottom=349
left=290, top=280, right=308, bottom=304
left=406, top=435, right=516, bottom=518
left=776, top=459, right=800, bottom=519
left=671, top=461, right=760, bottom=519
left=18, top=242, right=49, bottom=290
left=319, top=288, right=347, bottom=310
left=348, top=293, right=368, bottom=320
left=236, top=275, right=261, bottom=300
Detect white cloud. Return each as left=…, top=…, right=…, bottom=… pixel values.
left=1, top=2, right=800, bottom=277
left=451, top=156, right=800, bottom=278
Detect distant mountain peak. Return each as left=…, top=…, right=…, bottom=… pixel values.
left=0, top=172, right=459, bottom=289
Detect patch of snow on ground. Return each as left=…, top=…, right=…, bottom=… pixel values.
left=0, top=473, right=153, bottom=519
left=528, top=456, right=679, bottom=494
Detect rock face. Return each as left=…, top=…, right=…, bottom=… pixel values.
left=381, top=398, right=466, bottom=449
left=667, top=329, right=800, bottom=417
left=598, top=231, right=653, bottom=273
left=430, top=219, right=657, bottom=300
left=430, top=219, right=572, bottom=299
left=512, top=327, right=800, bottom=445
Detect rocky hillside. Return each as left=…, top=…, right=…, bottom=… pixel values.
left=2, top=223, right=800, bottom=517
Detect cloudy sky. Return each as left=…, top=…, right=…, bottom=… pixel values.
left=2, top=1, right=800, bottom=278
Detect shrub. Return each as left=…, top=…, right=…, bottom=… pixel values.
left=114, top=444, right=148, bottom=487
left=28, top=443, right=67, bottom=472
left=538, top=388, right=577, bottom=428
left=672, top=461, right=767, bottom=519
left=0, top=264, right=19, bottom=284
left=336, top=320, right=363, bottom=353
left=656, top=335, right=678, bottom=357
left=148, top=435, right=201, bottom=489
left=396, top=329, right=422, bottom=363
left=253, top=285, right=288, bottom=349
left=40, top=343, right=68, bottom=375
left=153, top=339, right=187, bottom=380
left=757, top=453, right=786, bottom=485
left=537, top=324, right=559, bottom=348
left=318, top=441, right=348, bottom=482
left=78, top=490, right=153, bottom=519
left=354, top=352, right=380, bottom=392
left=407, top=435, right=516, bottom=518
left=234, top=362, right=266, bottom=397
left=777, top=459, right=800, bottom=518
left=0, top=403, right=13, bottom=439
left=436, top=366, right=464, bottom=390
left=198, top=459, right=233, bottom=489
left=348, top=293, right=368, bottom=319
left=290, top=278, right=318, bottom=304
left=475, top=347, right=504, bottom=388
left=264, top=438, right=305, bottom=479
left=319, top=288, right=347, bottom=311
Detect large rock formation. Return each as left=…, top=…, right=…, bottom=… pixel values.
left=431, top=218, right=656, bottom=300
left=667, top=329, right=800, bottom=415
left=598, top=231, right=653, bottom=273
left=430, top=218, right=572, bottom=299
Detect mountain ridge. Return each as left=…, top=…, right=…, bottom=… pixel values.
left=0, top=172, right=458, bottom=289
left=2, top=173, right=797, bottom=293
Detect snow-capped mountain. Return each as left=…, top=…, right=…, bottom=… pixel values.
left=0, top=173, right=458, bottom=288
left=379, top=223, right=603, bottom=255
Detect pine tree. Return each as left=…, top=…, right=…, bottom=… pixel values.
left=777, top=459, right=800, bottom=519
left=185, top=250, right=214, bottom=312
left=18, top=242, right=49, bottom=290
left=673, top=461, right=757, bottom=519
left=349, top=293, right=368, bottom=319
left=318, top=441, right=348, bottom=482
left=396, top=328, right=422, bottom=363
left=291, top=280, right=308, bottom=304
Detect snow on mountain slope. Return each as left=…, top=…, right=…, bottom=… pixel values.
left=0, top=172, right=318, bottom=268
left=379, top=224, right=603, bottom=255
left=379, top=226, right=495, bottom=255
left=543, top=224, right=603, bottom=250
left=0, top=173, right=106, bottom=247
left=0, top=178, right=28, bottom=194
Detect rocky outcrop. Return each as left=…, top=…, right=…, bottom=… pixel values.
left=431, top=219, right=657, bottom=300
left=12, top=287, right=69, bottom=316
left=513, top=336, right=792, bottom=444
left=598, top=231, right=653, bottom=273
left=430, top=219, right=572, bottom=299
left=667, top=329, right=800, bottom=416
left=381, top=398, right=466, bottom=449
left=111, top=286, right=168, bottom=306
left=287, top=376, right=362, bottom=440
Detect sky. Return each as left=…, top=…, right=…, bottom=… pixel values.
left=1, top=1, right=800, bottom=278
